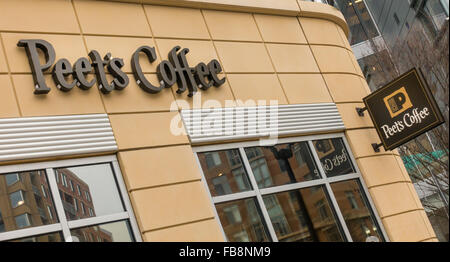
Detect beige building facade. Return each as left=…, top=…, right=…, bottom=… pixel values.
left=0, top=0, right=438, bottom=242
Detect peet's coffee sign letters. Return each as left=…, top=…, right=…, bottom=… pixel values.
left=363, top=68, right=445, bottom=151
left=17, top=39, right=225, bottom=97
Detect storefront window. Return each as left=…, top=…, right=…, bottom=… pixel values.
left=244, top=142, right=320, bottom=188
left=196, top=135, right=386, bottom=242
left=313, top=138, right=356, bottom=177
left=0, top=211, right=4, bottom=233
left=330, top=180, right=384, bottom=242
left=198, top=149, right=252, bottom=197
left=0, top=156, right=141, bottom=242
left=0, top=170, right=58, bottom=233
left=54, top=164, right=125, bottom=221
left=9, top=232, right=64, bottom=242
left=263, top=186, right=345, bottom=242
left=216, top=198, right=271, bottom=242
left=70, top=220, right=134, bottom=242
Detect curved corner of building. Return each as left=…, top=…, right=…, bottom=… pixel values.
left=296, top=0, right=350, bottom=37
left=125, top=0, right=351, bottom=36
left=0, top=0, right=442, bottom=244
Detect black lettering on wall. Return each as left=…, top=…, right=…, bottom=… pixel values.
left=208, top=59, right=225, bottom=87
left=89, top=50, right=114, bottom=94
left=73, top=57, right=95, bottom=90
left=131, top=46, right=165, bottom=94
left=157, top=60, right=176, bottom=87
left=17, top=39, right=56, bottom=94
left=168, top=46, right=198, bottom=97
left=17, top=39, right=226, bottom=96
left=194, top=62, right=213, bottom=90
left=52, top=58, right=75, bottom=92
left=107, top=58, right=129, bottom=90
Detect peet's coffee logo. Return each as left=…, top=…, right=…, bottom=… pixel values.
left=383, top=87, right=412, bottom=117
left=363, top=68, right=445, bottom=151
left=17, top=39, right=225, bottom=96
left=380, top=107, right=430, bottom=139
left=322, top=148, right=348, bottom=173
left=381, top=87, right=431, bottom=139
left=315, top=139, right=354, bottom=176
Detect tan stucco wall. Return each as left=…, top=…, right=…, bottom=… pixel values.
left=0, top=0, right=437, bottom=242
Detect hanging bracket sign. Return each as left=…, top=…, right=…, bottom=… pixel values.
left=361, top=68, right=445, bottom=151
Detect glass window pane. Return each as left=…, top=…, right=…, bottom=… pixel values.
left=334, top=0, right=379, bottom=45
left=10, top=190, right=25, bottom=208
left=70, top=220, right=134, bottom=242
left=313, top=138, right=356, bottom=177
left=0, top=170, right=58, bottom=233
left=245, top=142, right=320, bottom=189
left=9, top=232, right=64, bottom=242
left=69, top=180, right=74, bottom=192
left=356, top=51, right=398, bottom=92
left=216, top=198, right=270, bottom=242
left=423, top=0, right=447, bottom=31
left=330, top=179, right=384, bottom=242
left=263, top=186, right=345, bottom=242
left=0, top=210, right=4, bottom=233
left=15, top=213, right=32, bottom=228
left=198, top=149, right=252, bottom=197
left=55, top=163, right=125, bottom=221
left=5, top=173, right=20, bottom=186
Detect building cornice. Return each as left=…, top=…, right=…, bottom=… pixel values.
left=98, top=0, right=350, bottom=36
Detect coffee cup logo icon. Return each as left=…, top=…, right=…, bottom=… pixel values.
left=383, top=87, right=413, bottom=118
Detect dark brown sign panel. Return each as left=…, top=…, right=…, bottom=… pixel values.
left=363, top=68, right=445, bottom=151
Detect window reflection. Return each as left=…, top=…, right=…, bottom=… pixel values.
left=55, top=164, right=124, bottom=221
left=334, top=0, right=379, bottom=45
left=198, top=138, right=384, bottom=242
left=15, top=213, right=32, bottom=229
left=331, top=180, right=384, bottom=242
left=0, top=210, right=4, bottom=233
left=9, top=232, right=63, bottom=242
left=5, top=173, right=20, bottom=186
left=216, top=198, right=270, bottom=242
left=10, top=190, right=26, bottom=208
left=313, top=138, right=356, bottom=177
left=357, top=50, right=398, bottom=91
left=198, top=149, right=252, bottom=197
left=70, top=220, right=134, bottom=242
left=245, top=142, right=320, bottom=189
left=422, top=0, right=448, bottom=33
left=263, top=186, right=345, bottom=242
left=0, top=170, right=58, bottom=233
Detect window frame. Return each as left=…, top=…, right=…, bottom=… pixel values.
left=193, top=133, right=389, bottom=242
left=0, top=155, right=142, bottom=242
